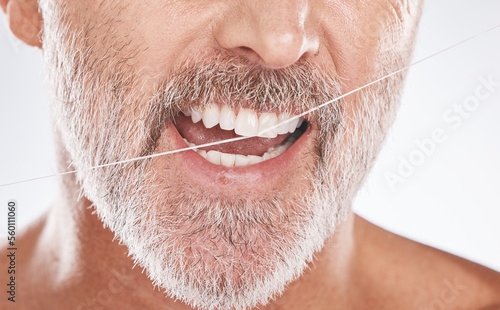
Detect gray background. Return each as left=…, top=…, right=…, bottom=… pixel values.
left=1, top=0, right=499, bottom=271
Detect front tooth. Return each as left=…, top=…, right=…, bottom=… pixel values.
left=276, top=113, right=291, bottom=135
left=182, top=110, right=192, bottom=117
left=219, top=105, right=236, bottom=131
left=202, top=104, right=220, bottom=128
left=191, top=107, right=202, bottom=123
left=206, top=150, right=221, bottom=165
left=235, top=109, right=259, bottom=137
left=258, top=113, right=278, bottom=138
left=235, top=155, right=250, bottom=167
left=220, top=153, right=236, bottom=167
left=247, top=155, right=263, bottom=165
left=288, top=117, right=300, bottom=133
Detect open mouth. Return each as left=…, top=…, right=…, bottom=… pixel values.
left=173, top=104, right=309, bottom=167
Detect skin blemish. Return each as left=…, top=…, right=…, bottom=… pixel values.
left=216, top=173, right=232, bottom=186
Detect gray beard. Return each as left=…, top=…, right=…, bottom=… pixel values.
left=40, top=2, right=406, bottom=309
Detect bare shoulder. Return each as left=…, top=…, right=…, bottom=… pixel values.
left=353, top=215, right=500, bottom=310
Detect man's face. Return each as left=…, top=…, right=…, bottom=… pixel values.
left=39, top=0, right=421, bottom=309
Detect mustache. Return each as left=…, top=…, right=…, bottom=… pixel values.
left=141, top=54, right=344, bottom=157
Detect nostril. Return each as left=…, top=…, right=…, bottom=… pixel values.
left=238, top=46, right=255, bottom=57
left=230, top=46, right=262, bottom=64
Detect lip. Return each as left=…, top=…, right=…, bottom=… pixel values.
left=160, top=119, right=316, bottom=195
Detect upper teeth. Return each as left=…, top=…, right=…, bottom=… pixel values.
left=184, top=104, right=303, bottom=138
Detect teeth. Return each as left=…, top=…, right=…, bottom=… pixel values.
left=206, top=150, right=221, bottom=165
left=276, top=113, right=291, bottom=135
left=235, top=108, right=259, bottom=137
left=187, top=137, right=293, bottom=167
left=183, top=138, right=197, bottom=149
left=187, top=105, right=305, bottom=138
left=182, top=105, right=306, bottom=167
left=234, top=154, right=250, bottom=167
left=202, top=104, right=220, bottom=128
left=274, top=145, right=287, bottom=154
left=247, top=155, right=264, bottom=165
left=220, top=153, right=236, bottom=167
left=258, top=113, right=278, bottom=138
left=191, top=107, right=203, bottom=124
left=287, top=117, right=300, bottom=133
left=219, top=105, right=236, bottom=130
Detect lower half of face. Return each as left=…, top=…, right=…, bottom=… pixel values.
left=39, top=0, right=418, bottom=309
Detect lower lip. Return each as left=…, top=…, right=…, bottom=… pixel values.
left=163, top=122, right=315, bottom=194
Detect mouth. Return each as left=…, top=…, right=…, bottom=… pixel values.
left=155, top=102, right=316, bottom=194
left=173, top=104, right=309, bottom=167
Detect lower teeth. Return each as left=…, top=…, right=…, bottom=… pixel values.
left=182, top=137, right=296, bottom=167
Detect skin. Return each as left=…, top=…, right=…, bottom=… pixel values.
left=1, top=0, right=500, bottom=309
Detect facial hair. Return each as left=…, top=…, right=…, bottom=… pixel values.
left=40, top=2, right=406, bottom=309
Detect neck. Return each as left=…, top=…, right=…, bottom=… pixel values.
left=28, top=136, right=357, bottom=310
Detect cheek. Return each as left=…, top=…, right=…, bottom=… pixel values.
left=321, top=1, right=410, bottom=93
left=319, top=0, right=416, bottom=129
left=123, top=1, right=223, bottom=82
left=59, top=1, right=210, bottom=80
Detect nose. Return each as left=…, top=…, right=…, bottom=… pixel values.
left=214, top=0, right=319, bottom=69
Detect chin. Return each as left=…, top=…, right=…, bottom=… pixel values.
left=119, top=189, right=341, bottom=310
left=83, top=130, right=346, bottom=309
